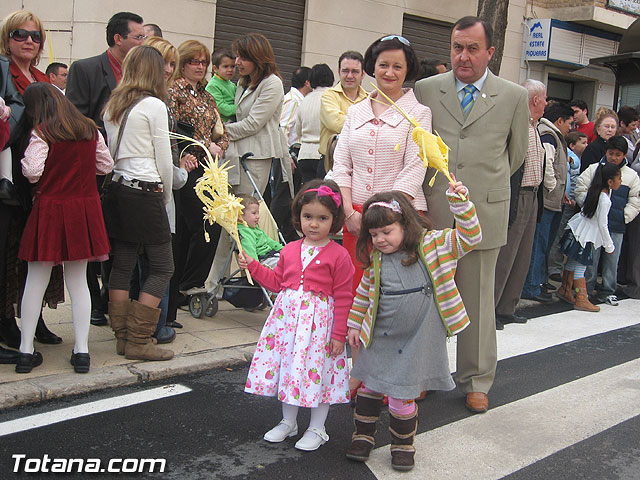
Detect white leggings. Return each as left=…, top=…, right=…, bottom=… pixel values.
left=19, top=260, right=90, bottom=355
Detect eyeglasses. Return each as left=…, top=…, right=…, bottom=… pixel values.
left=125, top=34, right=147, bottom=41
left=380, top=35, right=411, bottom=46
left=187, top=59, right=208, bottom=66
left=9, top=29, right=42, bottom=44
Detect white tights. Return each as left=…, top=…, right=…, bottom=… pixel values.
left=282, top=402, right=330, bottom=430
left=19, top=260, right=90, bottom=355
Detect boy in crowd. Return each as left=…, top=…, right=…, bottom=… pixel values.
left=575, top=136, right=640, bottom=305
left=205, top=49, right=237, bottom=123
left=549, top=130, right=588, bottom=282
left=237, top=196, right=283, bottom=269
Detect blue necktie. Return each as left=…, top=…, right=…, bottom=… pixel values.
left=461, top=85, right=476, bottom=114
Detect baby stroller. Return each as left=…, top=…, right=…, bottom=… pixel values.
left=188, top=152, right=286, bottom=318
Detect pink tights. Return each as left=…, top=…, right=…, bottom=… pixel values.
left=359, top=384, right=416, bottom=415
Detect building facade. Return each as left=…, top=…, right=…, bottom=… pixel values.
left=1, top=0, right=637, bottom=110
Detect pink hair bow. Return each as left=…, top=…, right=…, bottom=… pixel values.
left=305, top=185, right=342, bottom=207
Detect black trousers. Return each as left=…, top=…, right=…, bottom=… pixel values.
left=174, top=169, right=221, bottom=292
left=268, top=158, right=298, bottom=243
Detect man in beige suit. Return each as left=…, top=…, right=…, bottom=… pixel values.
left=415, top=16, right=530, bottom=413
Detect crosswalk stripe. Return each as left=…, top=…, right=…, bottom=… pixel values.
left=365, top=357, right=640, bottom=479
left=0, top=384, right=191, bottom=437
left=446, top=299, right=640, bottom=369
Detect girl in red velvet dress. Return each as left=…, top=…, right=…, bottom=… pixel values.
left=15, top=83, right=113, bottom=374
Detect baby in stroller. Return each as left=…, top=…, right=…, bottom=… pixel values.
left=237, top=195, right=283, bottom=270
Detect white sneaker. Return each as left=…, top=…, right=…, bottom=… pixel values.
left=294, top=428, right=329, bottom=451
left=603, top=295, right=619, bottom=306
left=263, top=419, right=298, bottom=443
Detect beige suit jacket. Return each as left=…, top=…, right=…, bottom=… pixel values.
left=225, top=74, right=293, bottom=194
left=415, top=70, right=529, bottom=250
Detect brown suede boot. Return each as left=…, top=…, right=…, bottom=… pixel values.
left=108, top=300, right=130, bottom=355
left=389, top=404, right=418, bottom=471
left=573, top=278, right=599, bottom=312
left=557, top=270, right=575, bottom=304
left=124, top=301, right=174, bottom=361
left=345, top=391, right=384, bottom=462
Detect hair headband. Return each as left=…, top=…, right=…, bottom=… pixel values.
left=304, top=185, right=342, bottom=207
left=369, top=200, right=402, bottom=214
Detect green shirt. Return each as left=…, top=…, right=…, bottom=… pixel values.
left=205, top=74, right=237, bottom=123
left=238, top=223, right=283, bottom=260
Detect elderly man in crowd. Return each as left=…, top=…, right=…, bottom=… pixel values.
left=521, top=103, right=573, bottom=303
left=66, top=11, right=145, bottom=326
left=415, top=16, right=529, bottom=413
left=494, top=80, right=556, bottom=329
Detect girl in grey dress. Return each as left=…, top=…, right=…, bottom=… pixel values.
left=345, top=181, right=482, bottom=471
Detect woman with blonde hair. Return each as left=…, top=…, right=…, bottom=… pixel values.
left=102, top=45, right=175, bottom=362
left=167, top=40, right=229, bottom=299
left=581, top=110, right=619, bottom=172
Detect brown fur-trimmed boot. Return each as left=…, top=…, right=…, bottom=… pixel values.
left=389, top=404, right=418, bottom=471
left=556, top=270, right=575, bottom=304
left=573, top=278, right=599, bottom=312
left=345, top=391, right=384, bottom=462
left=124, top=301, right=174, bottom=361
left=108, top=300, right=130, bottom=355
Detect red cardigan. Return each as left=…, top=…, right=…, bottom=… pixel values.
left=247, top=239, right=355, bottom=342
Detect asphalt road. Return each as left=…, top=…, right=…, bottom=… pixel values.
left=1, top=301, right=639, bottom=480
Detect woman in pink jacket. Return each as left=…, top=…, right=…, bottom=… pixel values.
left=332, top=35, right=432, bottom=294
left=331, top=35, right=432, bottom=398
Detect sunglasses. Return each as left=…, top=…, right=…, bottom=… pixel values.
left=9, top=29, right=42, bottom=44
left=187, top=59, right=208, bottom=66
left=380, top=34, right=411, bottom=46
left=125, top=34, right=147, bottom=41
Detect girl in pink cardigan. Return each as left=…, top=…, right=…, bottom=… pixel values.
left=238, top=179, right=354, bottom=452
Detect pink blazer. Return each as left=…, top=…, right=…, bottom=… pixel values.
left=332, top=88, right=431, bottom=211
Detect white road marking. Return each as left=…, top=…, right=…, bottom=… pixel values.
left=366, top=358, right=640, bottom=479
left=446, top=298, right=640, bottom=370
left=0, top=384, right=191, bottom=437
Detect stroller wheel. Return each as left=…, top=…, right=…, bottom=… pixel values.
left=205, top=296, right=219, bottom=317
left=189, top=294, right=206, bottom=318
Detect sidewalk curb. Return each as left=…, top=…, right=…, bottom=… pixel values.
left=0, top=344, right=256, bottom=412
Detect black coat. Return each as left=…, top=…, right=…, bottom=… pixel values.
left=66, top=51, right=117, bottom=134
left=580, top=136, right=606, bottom=173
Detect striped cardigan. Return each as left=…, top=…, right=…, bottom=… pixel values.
left=347, top=192, right=482, bottom=348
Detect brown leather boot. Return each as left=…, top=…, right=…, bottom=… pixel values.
left=345, top=391, right=384, bottom=462
left=124, top=301, right=174, bottom=361
left=108, top=300, right=130, bottom=355
left=389, top=404, right=418, bottom=471
left=557, top=270, right=575, bottom=304
left=573, top=278, right=599, bottom=312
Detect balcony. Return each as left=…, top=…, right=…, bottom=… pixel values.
left=531, top=0, right=638, bottom=34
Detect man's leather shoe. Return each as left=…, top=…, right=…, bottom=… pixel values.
left=0, top=346, right=20, bottom=364
left=465, top=392, right=488, bottom=413
left=35, top=315, right=62, bottom=344
left=165, top=320, right=183, bottom=329
left=541, top=282, right=557, bottom=293
left=90, top=309, right=108, bottom=326
left=523, top=292, right=553, bottom=303
left=497, top=313, right=528, bottom=325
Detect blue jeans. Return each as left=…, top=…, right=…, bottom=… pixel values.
left=586, top=232, right=624, bottom=298
left=522, top=208, right=562, bottom=298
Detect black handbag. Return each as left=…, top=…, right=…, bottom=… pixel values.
left=175, top=120, right=195, bottom=155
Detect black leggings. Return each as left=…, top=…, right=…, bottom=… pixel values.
left=110, top=239, right=174, bottom=299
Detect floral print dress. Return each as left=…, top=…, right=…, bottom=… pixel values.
left=245, top=244, right=350, bottom=407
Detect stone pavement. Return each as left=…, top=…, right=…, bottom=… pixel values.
left=0, top=300, right=268, bottom=411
